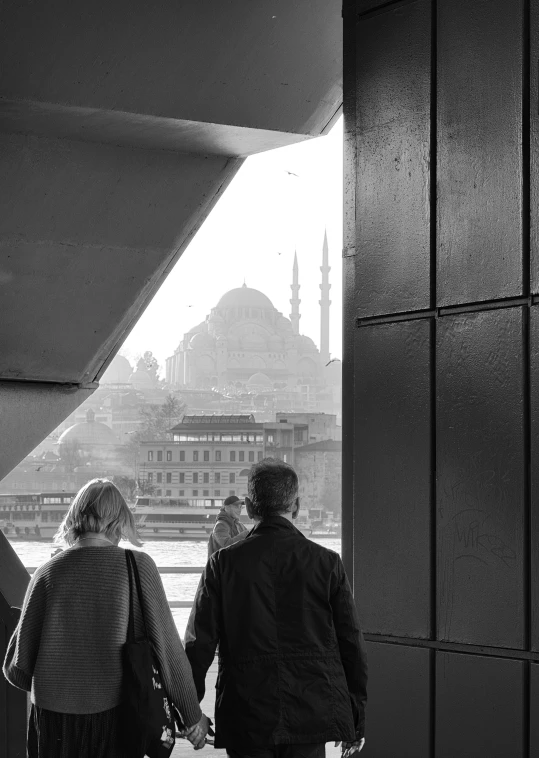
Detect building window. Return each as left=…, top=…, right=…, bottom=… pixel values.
left=204, top=451, right=210, bottom=462
left=193, top=451, right=199, bottom=462
left=249, top=451, right=255, bottom=462
left=239, top=451, right=245, bottom=462
left=180, top=473, right=185, bottom=483
left=230, top=451, right=236, bottom=462
left=193, top=473, right=199, bottom=484
left=193, top=490, right=198, bottom=496
left=165, top=490, right=171, bottom=496
left=157, top=451, right=163, bottom=462
left=179, top=490, right=185, bottom=496
left=203, top=473, right=209, bottom=484
left=215, top=489, right=220, bottom=496
left=156, top=489, right=162, bottom=496
left=267, top=434, right=274, bottom=444
left=166, top=473, right=172, bottom=484
left=147, top=473, right=153, bottom=483
left=215, top=473, right=221, bottom=484
left=180, top=450, right=185, bottom=461
left=166, top=451, right=172, bottom=461
left=230, top=473, right=236, bottom=484
left=215, top=451, right=221, bottom=461
left=157, top=473, right=162, bottom=483
left=258, top=452, right=263, bottom=461
left=203, top=490, right=209, bottom=496
left=229, top=490, right=236, bottom=496
left=148, top=451, right=154, bottom=461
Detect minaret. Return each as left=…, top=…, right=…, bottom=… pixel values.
left=290, top=251, right=301, bottom=335
left=319, top=230, right=331, bottom=363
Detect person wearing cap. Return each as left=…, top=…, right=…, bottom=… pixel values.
left=207, top=495, right=249, bottom=558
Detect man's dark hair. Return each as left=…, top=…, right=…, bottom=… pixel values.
left=247, top=458, right=298, bottom=519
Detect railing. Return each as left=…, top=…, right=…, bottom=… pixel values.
left=25, top=566, right=204, bottom=609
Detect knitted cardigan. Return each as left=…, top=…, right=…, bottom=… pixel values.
left=2, top=546, right=202, bottom=725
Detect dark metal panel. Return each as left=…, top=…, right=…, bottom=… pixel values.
left=437, top=0, right=523, bottom=305
left=362, top=642, right=430, bottom=758
left=342, top=256, right=357, bottom=586
left=355, top=320, right=431, bottom=637
left=437, top=309, right=525, bottom=648
left=354, top=0, right=431, bottom=317
left=530, top=664, right=539, bottom=755
left=531, top=2, right=539, bottom=294
left=436, top=652, right=525, bottom=758
left=530, top=306, right=539, bottom=650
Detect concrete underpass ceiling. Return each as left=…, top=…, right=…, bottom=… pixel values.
left=0, top=0, right=342, bottom=479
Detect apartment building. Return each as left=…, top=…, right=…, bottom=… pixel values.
left=139, top=414, right=264, bottom=498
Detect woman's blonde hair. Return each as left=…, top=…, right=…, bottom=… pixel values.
left=54, top=478, right=142, bottom=547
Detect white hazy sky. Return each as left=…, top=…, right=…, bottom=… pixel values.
left=121, top=117, right=343, bottom=374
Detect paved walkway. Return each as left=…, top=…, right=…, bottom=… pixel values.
left=172, top=661, right=341, bottom=758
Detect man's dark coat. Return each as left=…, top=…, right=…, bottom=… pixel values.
left=184, top=516, right=368, bottom=749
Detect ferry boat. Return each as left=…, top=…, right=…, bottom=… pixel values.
left=0, top=492, right=313, bottom=541
left=132, top=496, right=313, bottom=540
left=0, top=492, right=76, bottom=540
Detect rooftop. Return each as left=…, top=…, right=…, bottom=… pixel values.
left=295, top=440, right=342, bottom=452
left=170, top=414, right=263, bottom=432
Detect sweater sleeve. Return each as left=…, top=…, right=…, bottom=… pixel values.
left=134, top=552, right=202, bottom=729
left=3, top=568, right=46, bottom=693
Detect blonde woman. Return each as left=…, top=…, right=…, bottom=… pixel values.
left=3, top=478, right=209, bottom=757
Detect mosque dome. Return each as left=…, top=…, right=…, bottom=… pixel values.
left=217, top=284, right=274, bottom=310
left=190, top=332, right=214, bottom=349
left=246, top=372, right=273, bottom=389
left=129, top=369, right=155, bottom=389
left=58, top=409, right=120, bottom=448
left=298, top=335, right=318, bottom=352
left=101, top=354, right=132, bottom=384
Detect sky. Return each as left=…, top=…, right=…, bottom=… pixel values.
left=120, top=116, right=343, bottom=375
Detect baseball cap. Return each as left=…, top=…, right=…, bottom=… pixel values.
left=223, top=495, right=241, bottom=506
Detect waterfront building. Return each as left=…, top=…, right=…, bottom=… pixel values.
left=138, top=412, right=341, bottom=507
left=294, top=440, right=342, bottom=521
left=139, top=414, right=264, bottom=499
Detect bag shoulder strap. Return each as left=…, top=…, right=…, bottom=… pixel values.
left=125, top=549, right=135, bottom=642
left=125, top=549, right=149, bottom=638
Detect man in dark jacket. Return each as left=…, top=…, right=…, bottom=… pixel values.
left=185, top=458, right=367, bottom=757
left=207, top=494, right=249, bottom=558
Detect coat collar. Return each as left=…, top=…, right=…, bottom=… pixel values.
left=249, top=515, right=305, bottom=538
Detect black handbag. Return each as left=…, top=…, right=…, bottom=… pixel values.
left=122, top=549, right=177, bottom=758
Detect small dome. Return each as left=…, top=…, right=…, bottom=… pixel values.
left=298, top=335, right=317, bottom=352
left=101, top=354, right=132, bottom=384
left=217, top=285, right=274, bottom=310
left=58, top=410, right=120, bottom=448
left=190, top=332, right=214, bottom=349
left=246, top=372, right=273, bottom=389
left=129, top=367, right=155, bottom=389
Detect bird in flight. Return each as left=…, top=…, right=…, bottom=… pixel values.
left=285, top=170, right=299, bottom=177
left=325, top=358, right=340, bottom=366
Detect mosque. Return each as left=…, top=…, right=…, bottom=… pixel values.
left=165, top=234, right=335, bottom=394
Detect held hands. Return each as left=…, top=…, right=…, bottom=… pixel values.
left=181, top=713, right=211, bottom=750
left=335, top=739, right=366, bottom=757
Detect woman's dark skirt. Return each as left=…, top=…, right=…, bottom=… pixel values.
left=28, top=703, right=128, bottom=758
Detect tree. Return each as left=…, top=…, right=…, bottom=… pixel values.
left=59, top=439, right=84, bottom=472
left=134, top=394, right=186, bottom=442
left=111, top=475, right=138, bottom=503
left=142, top=351, right=160, bottom=381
